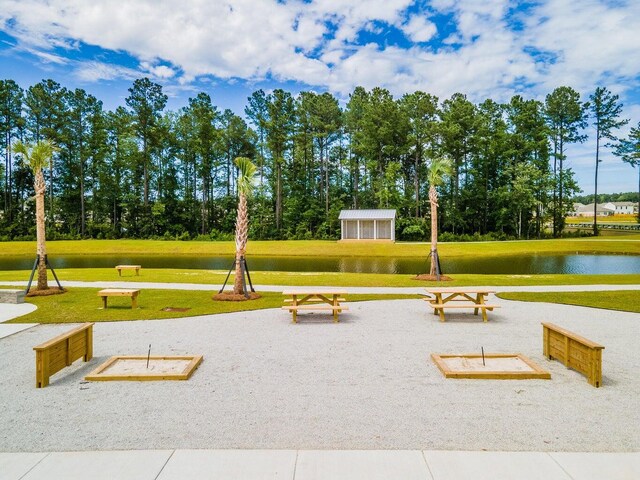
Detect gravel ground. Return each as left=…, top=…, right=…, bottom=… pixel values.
left=1, top=297, right=638, bottom=452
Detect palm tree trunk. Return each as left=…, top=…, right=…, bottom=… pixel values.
left=593, top=131, right=600, bottom=235
left=35, top=170, right=48, bottom=290
left=233, top=194, right=248, bottom=295
left=429, top=186, right=438, bottom=277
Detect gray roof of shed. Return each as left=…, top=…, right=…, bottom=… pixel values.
left=339, top=209, right=396, bottom=220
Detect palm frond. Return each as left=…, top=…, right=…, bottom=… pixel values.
left=13, top=140, right=56, bottom=174
left=427, top=157, right=453, bottom=187
left=235, top=157, right=257, bottom=197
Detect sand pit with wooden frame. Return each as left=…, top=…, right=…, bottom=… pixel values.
left=431, top=353, right=551, bottom=380
left=85, top=355, right=203, bottom=381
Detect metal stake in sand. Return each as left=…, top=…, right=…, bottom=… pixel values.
left=146, top=344, right=151, bottom=369
left=481, top=347, right=485, bottom=366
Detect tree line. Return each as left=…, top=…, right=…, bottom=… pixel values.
left=1, top=77, right=638, bottom=242
left=572, top=191, right=636, bottom=205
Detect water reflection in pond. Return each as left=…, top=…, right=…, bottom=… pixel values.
left=0, top=254, right=638, bottom=274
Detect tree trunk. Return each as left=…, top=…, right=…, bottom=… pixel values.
left=429, top=186, right=438, bottom=277
left=593, top=130, right=600, bottom=235
left=276, top=161, right=282, bottom=231
left=233, top=194, right=248, bottom=295
left=48, top=156, right=54, bottom=232
left=353, top=153, right=359, bottom=209
left=80, top=150, right=85, bottom=237
left=414, top=151, right=420, bottom=218
left=143, top=136, right=149, bottom=208
left=518, top=209, right=522, bottom=239
left=558, top=135, right=564, bottom=235
left=552, top=136, right=558, bottom=237
left=324, top=144, right=329, bottom=216
left=35, top=170, right=48, bottom=290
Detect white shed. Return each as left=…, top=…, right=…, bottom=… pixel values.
left=339, top=209, right=396, bottom=241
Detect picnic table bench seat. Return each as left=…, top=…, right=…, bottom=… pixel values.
left=424, top=288, right=500, bottom=322
left=282, top=290, right=348, bottom=323
left=98, top=288, right=140, bottom=309
left=115, top=265, right=142, bottom=276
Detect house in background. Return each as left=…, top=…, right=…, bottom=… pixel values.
left=576, top=203, right=615, bottom=216
left=570, top=203, right=585, bottom=216
left=574, top=202, right=638, bottom=216
left=339, top=209, right=396, bottom=241
left=609, top=202, right=636, bottom=214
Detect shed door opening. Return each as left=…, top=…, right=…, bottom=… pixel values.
left=360, top=220, right=375, bottom=239
left=377, top=220, right=391, bottom=239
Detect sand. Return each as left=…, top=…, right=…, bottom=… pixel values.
left=440, top=355, right=537, bottom=372
left=1, top=297, right=639, bottom=452
left=98, top=358, right=194, bottom=375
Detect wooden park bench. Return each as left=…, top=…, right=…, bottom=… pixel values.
left=33, top=323, right=94, bottom=388
left=542, top=322, right=604, bottom=387
left=98, top=288, right=140, bottom=309
left=115, top=265, right=142, bottom=276
left=282, top=290, right=348, bottom=323
left=424, top=288, right=500, bottom=322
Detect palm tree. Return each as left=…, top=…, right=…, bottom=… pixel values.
left=233, top=157, right=257, bottom=295
left=427, top=157, right=453, bottom=278
left=13, top=140, right=56, bottom=291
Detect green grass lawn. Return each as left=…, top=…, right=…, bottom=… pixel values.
left=1, top=237, right=639, bottom=258
left=497, top=290, right=640, bottom=314
left=1, top=268, right=640, bottom=287
left=8, top=288, right=420, bottom=324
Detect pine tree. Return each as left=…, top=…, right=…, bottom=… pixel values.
left=588, top=87, right=628, bottom=234
left=544, top=87, right=588, bottom=236
left=613, top=122, right=640, bottom=222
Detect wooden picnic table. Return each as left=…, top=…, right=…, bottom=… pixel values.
left=98, top=288, right=140, bottom=309
left=282, top=289, right=348, bottom=323
left=424, top=287, right=499, bottom=322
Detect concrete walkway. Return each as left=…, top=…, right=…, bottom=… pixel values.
left=2, top=449, right=638, bottom=480
left=0, top=303, right=37, bottom=339
left=0, top=303, right=36, bottom=323
left=2, top=280, right=640, bottom=294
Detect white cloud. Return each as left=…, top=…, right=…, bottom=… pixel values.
left=522, top=0, right=640, bottom=95
left=1, top=0, right=638, bottom=192
left=0, top=0, right=638, bottom=113
left=24, top=47, right=69, bottom=65
left=401, top=15, right=437, bottom=43
left=74, top=61, right=139, bottom=82
left=140, top=62, right=176, bottom=79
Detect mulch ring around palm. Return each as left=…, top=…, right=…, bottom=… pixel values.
left=26, top=287, right=67, bottom=297
left=212, top=292, right=262, bottom=301
left=413, top=274, right=454, bottom=282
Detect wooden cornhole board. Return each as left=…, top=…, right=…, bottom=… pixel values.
left=85, top=355, right=202, bottom=381
left=431, top=353, right=550, bottom=380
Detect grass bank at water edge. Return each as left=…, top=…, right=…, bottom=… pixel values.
left=1, top=237, right=639, bottom=258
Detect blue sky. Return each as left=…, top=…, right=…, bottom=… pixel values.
left=1, top=0, right=639, bottom=194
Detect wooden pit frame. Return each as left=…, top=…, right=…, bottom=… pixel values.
left=431, top=353, right=551, bottom=380
left=85, top=355, right=203, bottom=381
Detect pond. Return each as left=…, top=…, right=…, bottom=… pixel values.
left=0, top=254, right=639, bottom=275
